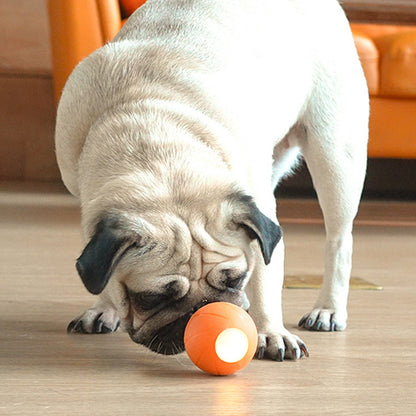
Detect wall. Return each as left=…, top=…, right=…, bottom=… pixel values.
left=0, top=0, right=59, bottom=181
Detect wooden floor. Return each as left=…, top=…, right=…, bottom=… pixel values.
left=1, top=182, right=415, bottom=415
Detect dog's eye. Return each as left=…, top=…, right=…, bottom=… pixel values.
left=133, top=291, right=168, bottom=311
left=224, top=270, right=247, bottom=290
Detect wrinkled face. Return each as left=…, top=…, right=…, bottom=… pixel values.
left=76, top=193, right=281, bottom=355
left=120, top=225, right=255, bottom=355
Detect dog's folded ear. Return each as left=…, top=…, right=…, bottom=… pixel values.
left=230, top=193, right=282, bottom=265
left=76, top=216, right=142, bottom=295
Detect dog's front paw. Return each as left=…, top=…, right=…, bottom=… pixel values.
left=298, top=308, right=347, bottom=331
left=256, top=329, right=309, bottom=361
left=67, top=306, right=120, bottom=334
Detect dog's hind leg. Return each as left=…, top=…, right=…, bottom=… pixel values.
left=297, top=83, right=368, bottom=331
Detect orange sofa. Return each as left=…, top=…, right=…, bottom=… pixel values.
left=352, top=23, right=416, bottom=158
left=48, top=0, right=416, bottom=159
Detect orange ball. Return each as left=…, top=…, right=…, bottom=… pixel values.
left=184, top=302, right=258, bottom=375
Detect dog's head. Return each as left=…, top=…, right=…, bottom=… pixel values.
left=75, top=191, right=281, bottom=355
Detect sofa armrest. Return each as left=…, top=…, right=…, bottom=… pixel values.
left=97, top=0, right=122, bottom=43
left=48, top=0, right=106, bottom=103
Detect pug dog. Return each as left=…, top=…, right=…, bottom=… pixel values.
left=56, top=0, right=368, bottom=361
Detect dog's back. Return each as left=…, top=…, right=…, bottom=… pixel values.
left=56, top=0, right=362, bottom=197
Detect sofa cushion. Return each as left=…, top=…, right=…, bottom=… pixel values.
left=378, top=32, right=416, bottom=98
left=351, top=24, right=416, bottom=98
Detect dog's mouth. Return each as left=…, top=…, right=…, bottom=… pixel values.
left=128, top=292, right=250, bottom=355
left=128, top=300, right=210, bottom=355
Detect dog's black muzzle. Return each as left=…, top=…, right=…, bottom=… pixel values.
left=132, top=300, right=210, bottom=355
left=131, top=293, right=250, bottom=355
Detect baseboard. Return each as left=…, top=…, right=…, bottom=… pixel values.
left=276, top=158, right=416, bottom=200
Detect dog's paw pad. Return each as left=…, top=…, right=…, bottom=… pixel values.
left=256, top=331, right=308, bottom=361
left=67, top=308, right=120, bottom=334
left=298, top=308, right=347, bottom=331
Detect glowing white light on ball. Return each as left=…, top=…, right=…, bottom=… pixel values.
left=215, top=328, right=249, bottom=363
